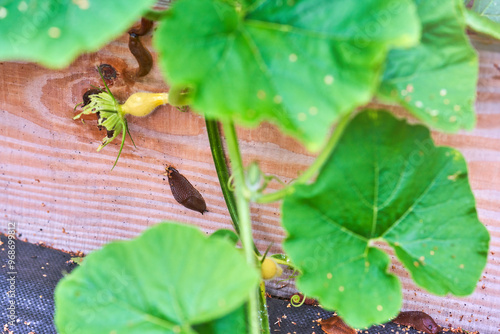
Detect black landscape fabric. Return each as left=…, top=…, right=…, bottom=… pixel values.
left=1, top=234, right=77, bottom=334
left=1, top=234, right=427, bottom=334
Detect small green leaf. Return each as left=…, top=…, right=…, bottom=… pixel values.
left=270, top=253, right=291, bottom=264
left=465, top=1, right=500, bottom=39
left=54, top=222, right=259, bottom=334
left=0, top=0, right=157, bottom=68
left=210, top=228, right=240, bottom=245
left=378, top=0, right=478, bottom=132
left=155, top=0, right=420, bottom=150
left=282, top=110, right=489, bottom=328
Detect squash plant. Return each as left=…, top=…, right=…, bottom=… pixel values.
left=0, top=0, right=497, bottom=332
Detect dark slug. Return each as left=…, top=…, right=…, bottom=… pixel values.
left=128, top=18, right=154, bottom=36
left=319, top=315, right=356, bottom=334
left=128, top=32, right=153, bottom=77
left=165, top=166, right=208, bottom=214
left=393, top=311, right=441, bottom=334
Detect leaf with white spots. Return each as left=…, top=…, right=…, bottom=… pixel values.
left=155, top=0, right=421, bottom=151
left=378, top=0, right=478, bottom=132
left=0, top=0, right=157, bottom=68
left=282, top=110, right=489, bottom=328
left=54, top=222, right=259, bottom=334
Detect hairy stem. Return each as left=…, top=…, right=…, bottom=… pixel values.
left=206, top=119, right=261, bottom=255
left=256, top=113, right=351, bottom=203
left=222, top=121, right=260, bottom=334
left=259, top=281, right=271, bottom=334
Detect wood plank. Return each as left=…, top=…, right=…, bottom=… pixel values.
left=0, top=32, right=499, bottom=333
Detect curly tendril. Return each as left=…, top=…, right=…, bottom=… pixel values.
left=290, top=294, right=306, bottom=307
left=227, top=174, right=236, bottom=191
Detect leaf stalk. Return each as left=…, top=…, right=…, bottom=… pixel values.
left=221, top=121, right=261, bottom=334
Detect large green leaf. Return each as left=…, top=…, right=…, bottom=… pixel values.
left=465, top=1, right=500, bottom=39
left=378, top=0, right=478, bottom=132
left=0, top=0, right=156, bottom=68
left=155, top=0, right=420, bottom=151
left=282, top=110, right=489, bottom=328
left=54, top=222, right=259, bottom=334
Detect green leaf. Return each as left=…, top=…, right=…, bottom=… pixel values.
left=193, top=305, right=247, bottom=334
left=472, top=0, right=500, bottom=23
left=270, top=253, right=291, bottom=264
left=282, top=110, right=489, bottom=328
left=155, top=0, right=420, bottom=151
left=465, top=1, right=500, bottom=39
left=54, top=222, right=259, bottom=334
left=0, top=0, right=157, bottom=68
left=378, top=0, right=478, bottom=133
left=210, top=228, right=240, bottom=245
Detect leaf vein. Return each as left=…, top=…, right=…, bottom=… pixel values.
left=301, top=200, right=369, bottom=242
left=378, top=160, right=408, bottom=211
left=245, top=19, right=353, bottom=41
left=382, top=158, right=452, bottom=238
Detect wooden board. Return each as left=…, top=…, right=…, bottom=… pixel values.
left=0, top=32, right=499, bottom=333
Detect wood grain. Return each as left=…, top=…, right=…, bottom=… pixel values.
left=0, top=31, right=499, bottom=333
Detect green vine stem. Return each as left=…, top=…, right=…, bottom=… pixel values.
left=256, top=113, right=352, bottom=203
left=206, top=118, right=261, bottom=255
left=206, top=119, right=241, bottom=233
left=259, top=281, right=271, bottom=334
left=222, top=121, right=260, bottom=334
